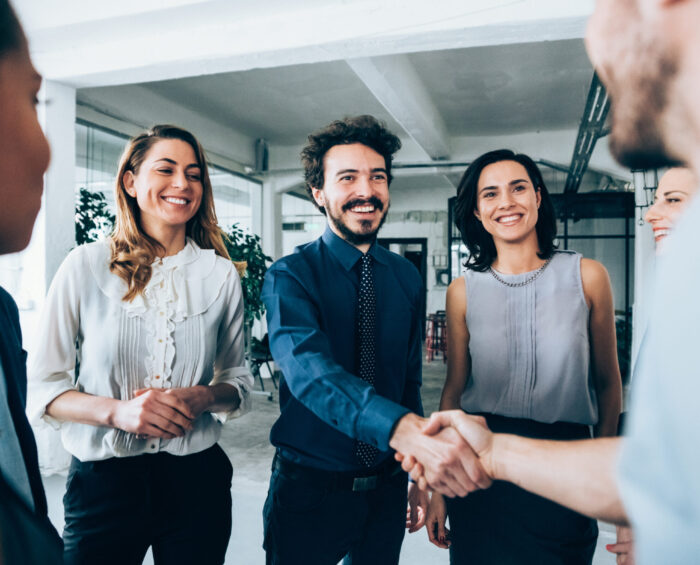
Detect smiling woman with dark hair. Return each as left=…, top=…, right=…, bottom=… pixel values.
left=426, top=149, right=622, bottom=564
left=454, top=149, right=557, bottom=271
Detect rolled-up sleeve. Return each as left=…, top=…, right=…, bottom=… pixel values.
left=210, top=269, right=253, bottom=422
left=27, top=249, right=83, bottom=429
left=262, top=264, right=408, bottom=451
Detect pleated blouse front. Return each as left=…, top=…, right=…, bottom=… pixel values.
left=460, top=251, right=598, bottom=425
left=28, top=239, right=253, bottom=461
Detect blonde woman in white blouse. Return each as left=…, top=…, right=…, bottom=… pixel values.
left=28, top=124, right=253, bottom=565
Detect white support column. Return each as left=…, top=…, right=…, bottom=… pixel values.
left=630, top=170, right=656, bottom=378
left=261, top=172, right=305, bottom=261
left=40, top=80, right=77, bottom=288
left=261, top=179, right=283, bottom=261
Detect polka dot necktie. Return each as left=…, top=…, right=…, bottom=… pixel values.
left=355, top=253, right=379, bottom=467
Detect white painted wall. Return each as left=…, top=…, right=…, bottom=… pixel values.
left=381, top=217, right=448, bottom=315
left=390, top=185, right=455, bottom=213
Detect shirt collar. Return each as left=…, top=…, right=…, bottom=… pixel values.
left=321, top=225, right=388, bottom=271
left=156, top=237, right=199, bottom=270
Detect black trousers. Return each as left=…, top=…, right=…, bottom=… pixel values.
left=263, top=452, right=408, bottom=565
left=62, top=444, right=233, bottom=565
left=446, top=414, right=598, bottom=565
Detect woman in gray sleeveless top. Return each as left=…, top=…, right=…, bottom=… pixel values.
left=426, top=150, right=622, bottom=564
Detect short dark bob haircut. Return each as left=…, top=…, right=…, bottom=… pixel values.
left=0, top=1, right=24, bottom=58
left=455, top=149, right=557, bottom=272
left=300, top=115, right=401, bottom=215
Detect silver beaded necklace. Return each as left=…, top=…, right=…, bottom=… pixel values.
left=488, top=256, right=553, bottom=288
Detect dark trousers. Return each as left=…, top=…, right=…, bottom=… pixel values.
left=263, top=453, right=408, bottom=565
left=446, top=414, right=598, bottom=565
left=62, top=444, right=233, bottom=565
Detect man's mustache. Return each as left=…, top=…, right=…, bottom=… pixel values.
left=342, top=197, right=384, bottom=212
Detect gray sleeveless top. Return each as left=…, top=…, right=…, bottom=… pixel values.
left=460, top=250, right=598, bottom=425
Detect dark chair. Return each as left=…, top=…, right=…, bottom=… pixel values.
left=248, top=334, right=278, bottom=398
left=425, top=311, right=447, bottom=363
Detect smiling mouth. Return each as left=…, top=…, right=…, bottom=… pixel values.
left=654, top=228, right=670, bottom=241
left=496, top=214, right=522, bottom=225
left=343, top=197, right=384, bottom=215
left=351, top=205, right=376, bottom=213
left=162, top=196, right=190, bottom=205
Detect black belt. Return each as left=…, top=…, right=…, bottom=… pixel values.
left=272, top=452, right=404, bottom=492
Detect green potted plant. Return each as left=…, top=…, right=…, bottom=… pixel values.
left=223, top=224, right=272, bottom=328
left=75, top=187, right=115, bottom=244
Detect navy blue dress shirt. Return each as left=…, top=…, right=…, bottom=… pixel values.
left=262, top=227, right=424, bottom=472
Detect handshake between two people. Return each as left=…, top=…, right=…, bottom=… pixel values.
left=389, top=410, right=496, bottom=498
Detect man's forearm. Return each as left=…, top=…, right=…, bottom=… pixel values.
left=492, top=434, right=627, bottom=524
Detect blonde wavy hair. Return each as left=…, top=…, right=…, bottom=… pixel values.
left=110, top=124, right=230, bottom=301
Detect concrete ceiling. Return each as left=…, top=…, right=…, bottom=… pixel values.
left=411, top=40, right=593, bottom=135
left=15, top=0, right=628, bottom=204
left=128, top=61, right=407, bottom=146
left=94, top=37, right=591, bottom=146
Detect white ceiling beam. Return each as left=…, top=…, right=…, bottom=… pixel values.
left=14, top=0, right=594, bottom=87
left=77, top=86, right=256, bottom=167
left=347, top=55, right=451, bottom=160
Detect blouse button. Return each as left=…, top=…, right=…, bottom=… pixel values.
left=158, top=339, right=163, bottom=343
left=159, top=311, right=165, bottom=316
left=155, top=375, right=160, bottom=380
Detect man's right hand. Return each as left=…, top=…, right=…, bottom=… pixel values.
left=425, top=411, right=495, bottom=473
left=397, top=411, right=495, bottom=493
left=389, top=412, right=491, bottom=498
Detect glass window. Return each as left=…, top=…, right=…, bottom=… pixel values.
left=75, top=121, right=126, bottom=211
left=281, top=193, right=325, bottom=256
left=210, top=165, right=261, bottom=235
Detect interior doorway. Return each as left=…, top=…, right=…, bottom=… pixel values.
left=377, top=238, right=428, bottom=333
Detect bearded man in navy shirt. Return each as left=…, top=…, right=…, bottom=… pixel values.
left=261, top=115, right=490, bottom=564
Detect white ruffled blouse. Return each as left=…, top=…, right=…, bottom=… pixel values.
left=27, top=238, right=253, bottom=462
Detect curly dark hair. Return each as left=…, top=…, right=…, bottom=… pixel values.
left=0, top=1, right=24, bottom=58
left=300, top=115, right=401, bottom=214
left=455, top=149, right=557, bottom=271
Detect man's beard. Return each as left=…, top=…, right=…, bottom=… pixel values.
left=327, top=196, right=389, bottom=246
left=607, top=44, right=683, bottom=170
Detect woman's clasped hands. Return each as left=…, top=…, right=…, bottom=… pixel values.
left=112, top=386, right=214, bottom=439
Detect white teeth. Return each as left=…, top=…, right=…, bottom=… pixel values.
left=656, top=229, right=670, bottom=237
left=164, top=197, right=187, bottom=205
left=351, top=206, right=375, bottom=213
left=498, top=214, right=521, bottom=223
